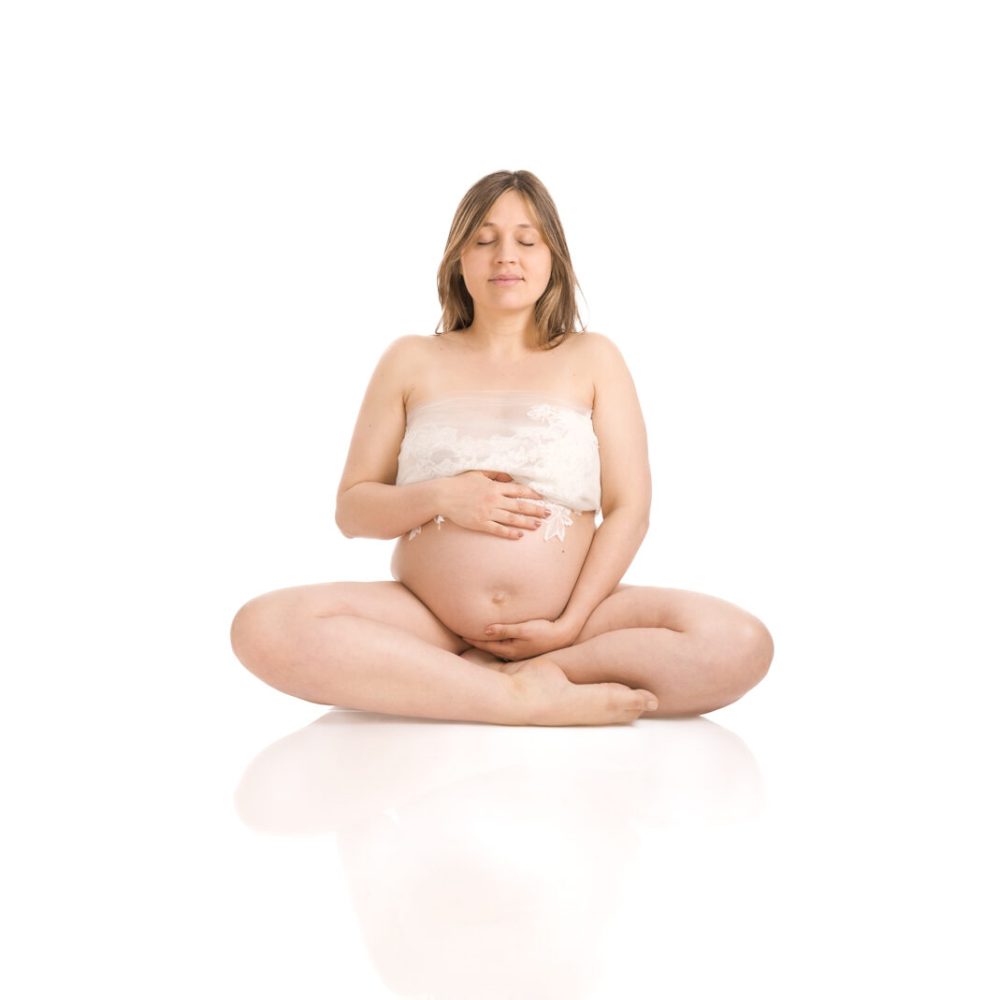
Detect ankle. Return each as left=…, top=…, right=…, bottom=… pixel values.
left=501, top=671, right=533, bottom=725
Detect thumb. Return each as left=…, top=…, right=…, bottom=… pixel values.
left=483, top=470, right=513, bottom=482
left=486, top=623, right=521, bottom=638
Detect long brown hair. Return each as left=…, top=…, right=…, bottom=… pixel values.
left=436, top=170, right=584, bottom=349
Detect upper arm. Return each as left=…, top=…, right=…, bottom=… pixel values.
left=588, top=333, right=652, bottom=520
left=336, top=335, right=421, bottom=498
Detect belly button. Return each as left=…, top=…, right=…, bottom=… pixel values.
left=491, top=590, right=507, bottom=605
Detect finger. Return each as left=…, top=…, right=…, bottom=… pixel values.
left=503, top=497, right=550, bottom=525
left=488, top=521, right=524, bottom=540
left=506, top=511, right=544, bottom=530
left=488, top=506, right=538, bottom=536
left=485, top=624, right=522, bottom=639
left=506, top=484, right=546, bottom=500
left=463, top=635, right=507, bottom=649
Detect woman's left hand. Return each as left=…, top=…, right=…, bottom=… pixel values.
left=461, top=618, right=578, bottom=661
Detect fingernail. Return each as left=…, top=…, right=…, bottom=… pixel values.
left=644, top=699, right=658, bottom=711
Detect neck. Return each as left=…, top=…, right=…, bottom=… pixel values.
left=464, top=310, right=542, bottom=358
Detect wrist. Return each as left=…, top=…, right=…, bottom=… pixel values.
left=555, top=615, right=585, bottom=645
left=429, top=476, right=452, bottom=519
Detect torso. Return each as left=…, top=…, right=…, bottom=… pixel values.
left=390, top=331, right=599, bottom=640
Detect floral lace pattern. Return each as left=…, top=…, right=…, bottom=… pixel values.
left=397, top=391, right=601, bottom=542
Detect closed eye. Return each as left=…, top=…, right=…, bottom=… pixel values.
left=475, top=241, right=536, bottom=247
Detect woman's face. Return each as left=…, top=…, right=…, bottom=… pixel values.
left=459, top=190, right=553, bottom=316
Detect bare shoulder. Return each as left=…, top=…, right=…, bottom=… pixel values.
left=574, top=330, right=624, bottom=360
left=377, top=333, right=427, bottom=367
left=387, top=332, right=454, bottom=365
left=372, top=333, right=438, bottom=401
left=574, top=334, right=643, bottom=428
left=572, top=331, right=632, bottom=387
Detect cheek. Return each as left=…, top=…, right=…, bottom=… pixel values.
left=460, top=253, right=486, bottom=282
left=538, top=255, right=553, bottom=286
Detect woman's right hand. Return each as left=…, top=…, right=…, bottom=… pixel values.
left=442, top=470, right=551, bottom=539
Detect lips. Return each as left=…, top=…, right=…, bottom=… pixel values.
left=489, top=275, right=523, bottom=284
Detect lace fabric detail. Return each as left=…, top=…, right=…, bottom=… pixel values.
left=407, top=515, right=445, bottom=541
left=397, top=391, right=601, bottom=542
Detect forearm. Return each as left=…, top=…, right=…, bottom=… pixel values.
left=336, top=479, right=446, bottom=540
left=558, top=507, right=649, bottom=636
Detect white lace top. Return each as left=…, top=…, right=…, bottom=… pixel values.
left=396, top=390, right=602, bottom=542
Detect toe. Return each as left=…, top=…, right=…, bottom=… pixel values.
left=604, top=683, right=657, bottom=720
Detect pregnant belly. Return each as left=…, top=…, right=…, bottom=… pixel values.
left=390, top=512, right=596, bottom=641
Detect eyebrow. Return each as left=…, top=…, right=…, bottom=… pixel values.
left=480, top=222, right=538, bottom=230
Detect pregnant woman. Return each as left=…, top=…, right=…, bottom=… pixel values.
left=230, top=170, right=773, bottom=726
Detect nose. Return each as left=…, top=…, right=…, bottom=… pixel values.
left=495, top=236, right=519, bottom=264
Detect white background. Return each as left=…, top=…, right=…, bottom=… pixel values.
left=3, top=1, right=997, bottom=997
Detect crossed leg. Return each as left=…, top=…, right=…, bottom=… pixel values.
left=230, top=580, right=772, bottom=723
left=230, top=581, right=659, bottom=725
left=462, top=585, right=772, bottom=716
left=543, top=585, right=772, bottom=716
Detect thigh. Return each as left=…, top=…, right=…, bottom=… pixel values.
left=241, top=580, right=471, bottom=655
left=573, top=584, right=761, bottom=644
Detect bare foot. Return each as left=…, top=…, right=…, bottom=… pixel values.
left=505, top=657, right=659, bottom=726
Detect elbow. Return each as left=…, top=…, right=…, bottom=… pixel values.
left=637, top=516, right=650, bottom=543
left=334, top=496, right=356, bottom=539
left=602, top=503, right=650, bottom=536
left=636, top=503, right=651, bottom=535
left=335, top=502, right=392, bottom=541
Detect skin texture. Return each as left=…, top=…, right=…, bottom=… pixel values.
left=230, top=190, right=774, bottom=725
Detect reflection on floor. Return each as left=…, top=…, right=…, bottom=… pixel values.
left=235, top=712, right=762, bottom=998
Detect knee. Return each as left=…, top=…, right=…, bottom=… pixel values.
left=230, top=592, right=291, bottom=678
left=729, top=614, right=774, bottom=691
